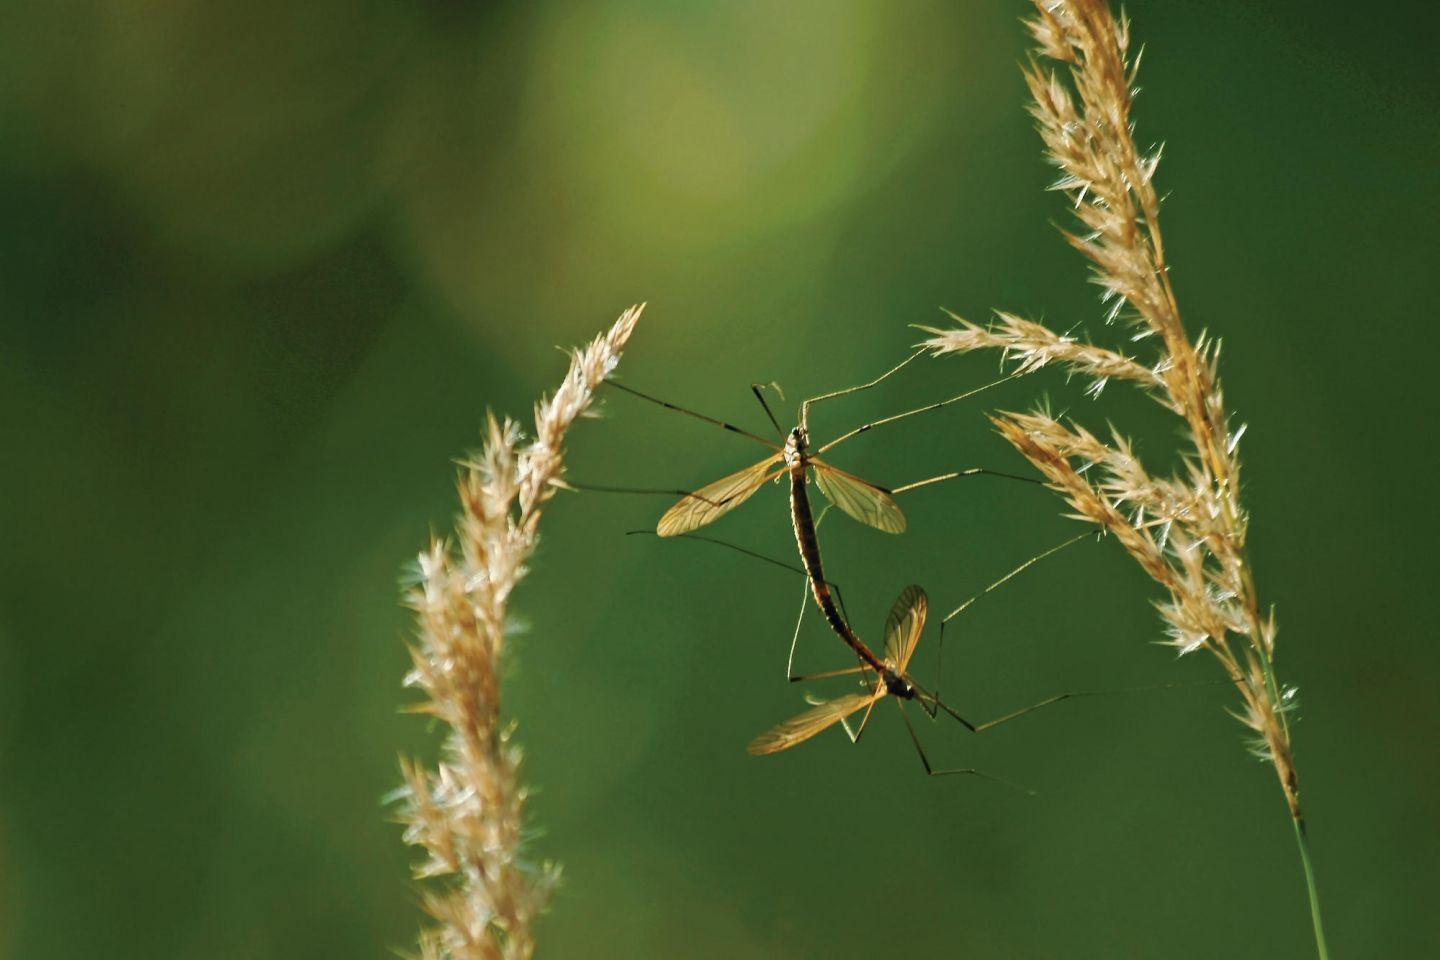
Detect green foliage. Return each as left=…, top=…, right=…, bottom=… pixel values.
left=1, top=2, right=1437, bottom=958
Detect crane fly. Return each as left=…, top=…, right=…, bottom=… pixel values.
left=617, top=349, right=1025, bottom=540
left=749, top=583, right=941, bottom=755
left=607, top=351, right=1035, bottom=676
left=653, top=421, right=903, bottom=537
left=642, top=521, right=1219, bottom=784
left=749, top=582, right=1071, bottom=789
left=746, top=530, right=1223, bottom=785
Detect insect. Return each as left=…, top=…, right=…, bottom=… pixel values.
left=750, top=538, right=1091, bottom=784
left=607, top=353, right=1034, bottom=675
left=749, top=583, right=950, bottom=755
left=609, top=351, right=1025, bottom=540
left=643, top=514, right=1206, bottom=784
left=751, top=585, right=1060, bottom=789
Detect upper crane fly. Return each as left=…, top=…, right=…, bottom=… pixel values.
left=608, top=350, right=1034, bottom=541
left=610, top=349, right=1025, bottom=539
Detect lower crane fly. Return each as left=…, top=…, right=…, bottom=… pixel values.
left=752, top=541, right=1090, bottom=788
left=746, top=526, right=1224, bottom=786
left=750, top=583, right=946, bottom=755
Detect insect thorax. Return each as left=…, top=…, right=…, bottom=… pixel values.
left=883, top=668, right=914, bottom=699
left=783, top=426, right=808, bottom=466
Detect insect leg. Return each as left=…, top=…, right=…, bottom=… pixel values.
left=840, top=694, right=883, bottom=744
left=817, top=372, right=1019, bottom=454
left=888, top=467, right=1042, bottom=496
left=895, top=700, right=1035, bottom=795
left=799, top=349, right=926, bottom=433
left=787, top=575, right=871, bottom=683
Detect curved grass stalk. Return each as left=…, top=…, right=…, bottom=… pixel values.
left=394, top=306, right=642, bottom=960
left=922, top=3, right=1326, bottom=954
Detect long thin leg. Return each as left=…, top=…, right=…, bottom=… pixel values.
left=799, top=349, right=926, bottom=433
left=787, top=572, right=869, bottom=683
left=889, top=467, right=1042, bottom=497
left=933, top=531, right=1094, bottom=705
left=968, top=677, right=1234, bottom=733
left=840, top=694, right=883, bottom=743
left=629, top=529, right=856, bottom=640
left=818, top=372, right=1019, bottom=454
left=785, top=575, right=808, bottom=680
left=630, top=528, right=851, bottom=624
left=939, top=531, right=1095, bottom=626
left=657, top=531, right=858, bottom=679
left=568, top=480, right=724, bottom=506
left=630, top=530, right=805, bottom=578
left=971, top=693, right=1075, bottom=732
left=908, top=682, right=975, bottom=732
left=794, top=664, right=873, bottom=683
left=625, top=528, right=865, bottom=678
left=606, top=379, right=780, bottom=450
left=895, top=700, right=1035, bottom=795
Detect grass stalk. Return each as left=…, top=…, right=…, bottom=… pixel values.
left=920, top=2, right=1327, bottom=953
left=393, top=305, right=642, bottom=960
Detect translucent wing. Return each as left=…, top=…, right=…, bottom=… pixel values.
left=882, top=584, right=928, bottom=671
left=657, top=455, right=783, bottom=537
left=747, top=692, right=880, bottom=756
left=811, top=461, right=905, bottom=534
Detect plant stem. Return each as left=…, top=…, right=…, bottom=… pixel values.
left=1291, top=814, right=1330, bottom=959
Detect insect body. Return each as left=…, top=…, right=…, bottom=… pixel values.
left=753, top=532, right=1101, bottom=780
left=609, top=360, right=1033, bottom=682
left=624, top=348, right=1019, bottom=540
left=748, top=583, right=983, bottom=777
left=654, top=423, right=903, bottom=538
left=782, top=425, right=893, bottom=676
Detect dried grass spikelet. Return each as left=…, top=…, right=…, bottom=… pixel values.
left=921, top=3, right=1326, bottom=953
left=395, top=305, right=642, bottom=960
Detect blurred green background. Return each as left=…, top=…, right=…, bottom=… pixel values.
left=2, top=1, right=1436, bottom=957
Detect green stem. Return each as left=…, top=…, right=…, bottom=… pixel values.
left=1292, top=814, right=1330, bottom=960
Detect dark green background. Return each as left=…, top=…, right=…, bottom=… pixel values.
left=2, top=2, right=1435, bottom=957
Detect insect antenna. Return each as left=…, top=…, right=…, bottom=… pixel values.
left=605, top=378, right=779, bottom=448
left=750, top=382, right=787, bottom=442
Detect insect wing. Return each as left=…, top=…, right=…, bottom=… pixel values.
left=747, top=692, right=879, bottom=756
left=657, top=455, right=783, bottom=537
left=811, top=461, right=905, bottom=534
left=882, top=584, right=928, bottom=671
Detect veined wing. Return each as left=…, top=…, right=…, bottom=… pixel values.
left=657, top=455, right=783, bottom=537
left=811, top=460, right=905, bottom=534
left=882, top=584, right=928, bottom=671
left=747, top=692, right=880, bottom=756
